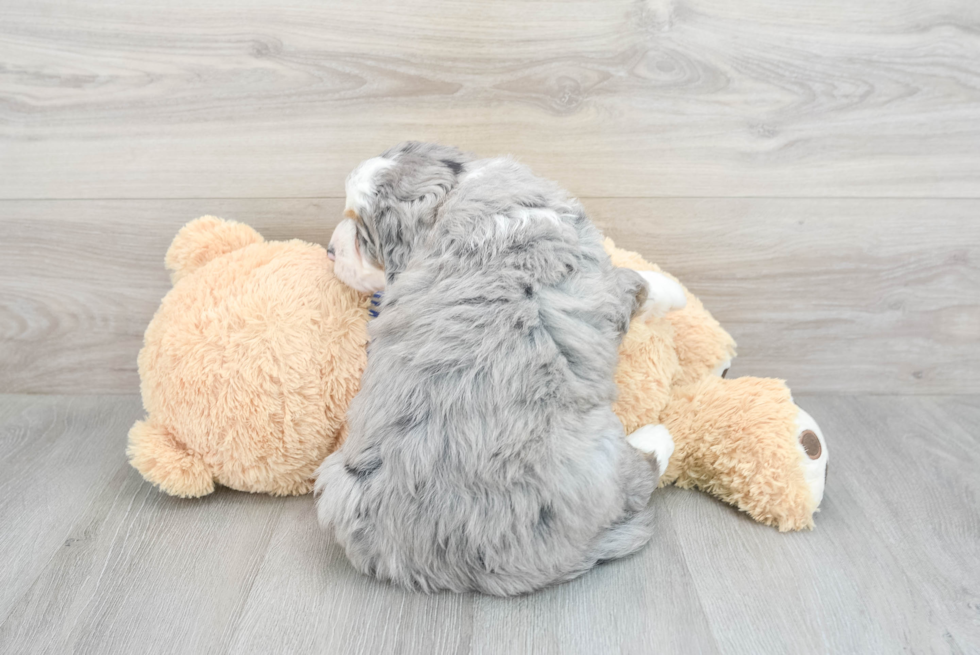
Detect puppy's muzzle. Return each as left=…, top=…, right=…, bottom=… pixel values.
left=327, top=219, right=386, bottom=293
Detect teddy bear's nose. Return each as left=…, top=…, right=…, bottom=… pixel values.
left=327, top=244, right=336, bottom=261
left=799, top=430, right=822, bottom=459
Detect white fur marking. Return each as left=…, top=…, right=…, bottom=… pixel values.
left=635, top=270, right=687, bottom=319
left=627, top=424, right=675, bottom=479
left=345, top=156, right=395, bottom=216
left=794, top=407, right=828, bottom=508
left=493, top=207, right=563, bottom=236
left=460, top=166, right=487, bottom=183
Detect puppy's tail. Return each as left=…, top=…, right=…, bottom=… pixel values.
left=586, top=503, right=658, bottom=564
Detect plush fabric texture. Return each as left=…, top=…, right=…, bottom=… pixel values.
left=662, top=376, right=814, bottom=531
left=130, top=217, right=817, bottom=532
left=128, top=216, right=369, bottom=497
left=606, top=240, right=736, bottom=390
left=606, top=240, right=817, bottom=531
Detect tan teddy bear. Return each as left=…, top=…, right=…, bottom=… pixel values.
left=608, top=240, right=828, bottom=531
left=129, top=217, right=828, bottom=531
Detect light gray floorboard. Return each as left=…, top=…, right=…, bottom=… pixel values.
left=464, top=523, right=721, bottom=655
left=226, top=497, right=477, bottom=655
left=2, top=198, right=977, bottom=395
left=0, top=395, right=291, bottom=653
left=0, top=396, right=144, bottom=622
left=0, top=394, right=976, bottom=654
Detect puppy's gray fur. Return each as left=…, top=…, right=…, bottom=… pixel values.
left=316, top=142, right=661, bottom=596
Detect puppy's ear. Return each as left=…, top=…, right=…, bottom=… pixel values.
left=371, top=201, right=415, bottom=284
left=374, top=155, right=468, bottom=283
left=440, top=158, right=464, bottom=175
left=431, top=144, right=471, bottom=178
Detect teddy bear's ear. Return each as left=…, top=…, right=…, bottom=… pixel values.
left=165, top=216, right=264, bottom=284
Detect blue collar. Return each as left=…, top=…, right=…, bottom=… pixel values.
left=368, top=291, right=383, bottom=319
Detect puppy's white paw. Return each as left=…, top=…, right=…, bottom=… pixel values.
left=636, top=271, right=687, bottom=319
left=627, top=424, right=675, bottom=479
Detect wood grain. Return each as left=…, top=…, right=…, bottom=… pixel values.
left=3, top=1, right=980, bottom=199
left=0, top=395, right=142, bottom=623
left=590, top=198, right=980, bottom=395
left=0, top=199, right=336, bottom=395
left=1, top=394, right=977, bottom=653
left=466, top=522, right=721, bottom=655
left=0, top=396, right=291, bottom=652
left=2, top=198, right=977, bottom=395
left=225, top=498, right=478, bottom=655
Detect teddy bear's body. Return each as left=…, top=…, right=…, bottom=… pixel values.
left=129, top=217, right=828, bottom=531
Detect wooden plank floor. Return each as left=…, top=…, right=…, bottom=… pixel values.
left=0, top=394, right=977, bottom=654
left=2, top=0, right=979, bottom=653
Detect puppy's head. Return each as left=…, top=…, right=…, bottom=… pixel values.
left=328, top=142, right=472, bottom=292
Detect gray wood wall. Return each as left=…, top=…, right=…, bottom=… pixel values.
left=2, top=0, right=979, bottom=395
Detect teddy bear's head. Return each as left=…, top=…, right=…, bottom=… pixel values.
left=128, top=217, right=370, bottom=497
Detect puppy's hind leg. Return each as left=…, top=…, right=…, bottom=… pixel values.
left=586, top=454, right=659, bottom=564
left=586, top=424, right=675, bottom=565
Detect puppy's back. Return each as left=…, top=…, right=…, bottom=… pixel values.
left=317, top=158, right=655, bottom=595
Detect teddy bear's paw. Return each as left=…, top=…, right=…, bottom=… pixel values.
left=127, top=420, right=214, bottom=498
left=795, top=407, right=829, bottom=508
left=627, top=423, right=675, bottom=479
left=635, top=271, right=687, bottom=320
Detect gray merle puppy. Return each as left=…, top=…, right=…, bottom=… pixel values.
left=317, top=142, right=686, bottom=595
